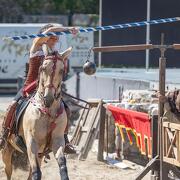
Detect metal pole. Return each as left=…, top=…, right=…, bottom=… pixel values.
left=98, top=0, right=102, bottom=68
left=146, top=0, right=151, bottom=71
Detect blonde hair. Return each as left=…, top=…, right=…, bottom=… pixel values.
left=38, top=23, right=62, bottom=34
left=38, top=24, right=54, bottom=34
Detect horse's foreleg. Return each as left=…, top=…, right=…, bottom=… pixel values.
left=52, top=136, right=69, bottom=180
left=2, top=143, right=14, bottom=180
left=25, top=135, right=41, bottom=180
left=27, top=167, right=32, bottom=180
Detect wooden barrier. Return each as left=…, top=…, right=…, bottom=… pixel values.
left=70, top=40, right=180, bottom=179
left=71, top=99, right=104, bottom=160
left=163, top=122, right=180, bottom=167
left=92, top=39, right=180, bottom=180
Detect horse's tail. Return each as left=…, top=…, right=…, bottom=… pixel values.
left=12, top=150, right=29, bottom=171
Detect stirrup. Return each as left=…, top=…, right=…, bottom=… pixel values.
left=14, top=135, right=27, bottom=153
left=0, top=128, right=9, bottom=150
left=0, top=137, right=6, bottom=150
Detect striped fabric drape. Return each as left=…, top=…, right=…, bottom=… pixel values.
left=107, top=104, right=151, bottom=157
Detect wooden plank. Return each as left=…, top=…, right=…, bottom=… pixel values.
left=81, top=127, right=89, bottom=132
left=163, top=122, right=180, bottom=130
left=151, top=115, right=158, bottom=158
left=178, top=131, right=180, bottom=162
left=71, top=103, right=89, bottom=144
left=158, top=42, right=166, bottom=180
left=92, top=44, right=153, bottom=52
left=78, top=101, right=102, bottom=160
left=77, top=107, right=97, bottom=151
left=163, top=122, right=170, bottom=128
left=167, top=129, right=177, bottom=158
left=92, top=43, right=180, bottom=53
left=135, top=155, right=159, bottom=180
left=163, top=127, right=166, bottom=157
left=173, top=44, right=180, bottom=50
left=97, top=103, right=106, bottom=161
left=163, top=157, right=180, bottom=167
left=164, top=127, right=168, bottom=157
left=79, top=109, right=101, bottom=159
left=151, top=115, right=159, bottom=178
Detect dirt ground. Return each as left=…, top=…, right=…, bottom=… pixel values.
left=0, top=149, right=150, bottom=180
left=0, top=109, right=150, bottom=180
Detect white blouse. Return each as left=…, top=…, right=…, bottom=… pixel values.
left=30, top=47, right=57, bottom=58
left=30, top=50, right=44, bottom=58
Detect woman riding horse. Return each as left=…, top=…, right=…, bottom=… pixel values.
left=2, top=44, right=73, bottom=180
left=0, top=24, right=78, bottom=153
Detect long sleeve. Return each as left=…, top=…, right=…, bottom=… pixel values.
left=24, top=56, right=44, bottom=87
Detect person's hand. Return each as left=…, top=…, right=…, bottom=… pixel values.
left=69, top=27, right=79, bottom=35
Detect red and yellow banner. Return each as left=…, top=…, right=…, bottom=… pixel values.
left=107, top=105, right=152, bottom=157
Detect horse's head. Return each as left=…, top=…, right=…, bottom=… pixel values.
left=38, top=44, right=72, bottom=107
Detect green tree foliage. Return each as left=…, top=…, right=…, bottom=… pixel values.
left=0, top=0, right=23, bottom=22
left=16, top=0, right=99, bottom=15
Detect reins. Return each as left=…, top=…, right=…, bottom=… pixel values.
left=30, top=52, right=66, bottom=160
left=41, top=52, right=64, bottom=100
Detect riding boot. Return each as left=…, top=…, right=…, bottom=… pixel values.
left=0, top=128, right=9, bottom=150
left=0, top=101, right=17, bottom=150
left=64, top=134, right=76, bottom=154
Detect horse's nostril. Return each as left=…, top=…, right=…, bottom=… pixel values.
left=43, top=95, right=54, bottom=107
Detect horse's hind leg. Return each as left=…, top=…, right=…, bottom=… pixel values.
left=52, top=136, right=69, bottom=180
left=2, top=143, right=14, bottom=180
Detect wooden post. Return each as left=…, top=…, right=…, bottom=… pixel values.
left=98, top=102, right=106, bottom=161
left=151, top=114, right=159, bottom=179
left=106, top=114, right=109, bottom=157
left=76, top=71, right=80, bottom=98
left=158, top=33, right=166, bottom=180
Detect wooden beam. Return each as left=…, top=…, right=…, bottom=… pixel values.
left=173, top=44, right=180, bottom=50
left=163, top=122, right=180, bottom=130
left=92, top=44, right=153, bottom=52
left=135, top=155, right=159, bottom=180
left=97, top=102, right=106, bottom=161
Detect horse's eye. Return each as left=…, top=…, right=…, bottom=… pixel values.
left=40, top=67, right=45, bottom=71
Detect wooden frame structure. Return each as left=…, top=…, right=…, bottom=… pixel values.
left=163, top=122, right=180, bottom=167
left=71, top=99, right=106, bottom=161
left=92, top=37, right=180, bottom=180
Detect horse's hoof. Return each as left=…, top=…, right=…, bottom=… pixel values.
left=64, top=144, right=76, bottom=154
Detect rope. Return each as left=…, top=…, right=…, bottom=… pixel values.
left=3, top=17, right=180, bottom=41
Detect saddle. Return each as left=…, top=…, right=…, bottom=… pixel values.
left=15, top=96, right=31, bottom=134
left=12, top=95, right=32, bottom=152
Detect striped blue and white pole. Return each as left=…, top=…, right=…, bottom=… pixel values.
left=3, top=17, right=180, bottom=41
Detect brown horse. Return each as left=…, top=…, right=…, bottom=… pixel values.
left=2, top=44, right=72, bottom=180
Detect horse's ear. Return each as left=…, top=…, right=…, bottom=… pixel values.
left=60, top=47, right=73, bottom=61
left=42, top=44, right=53, bottom=56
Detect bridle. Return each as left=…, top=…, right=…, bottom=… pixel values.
left=40, top=52, right=64, bottom=100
